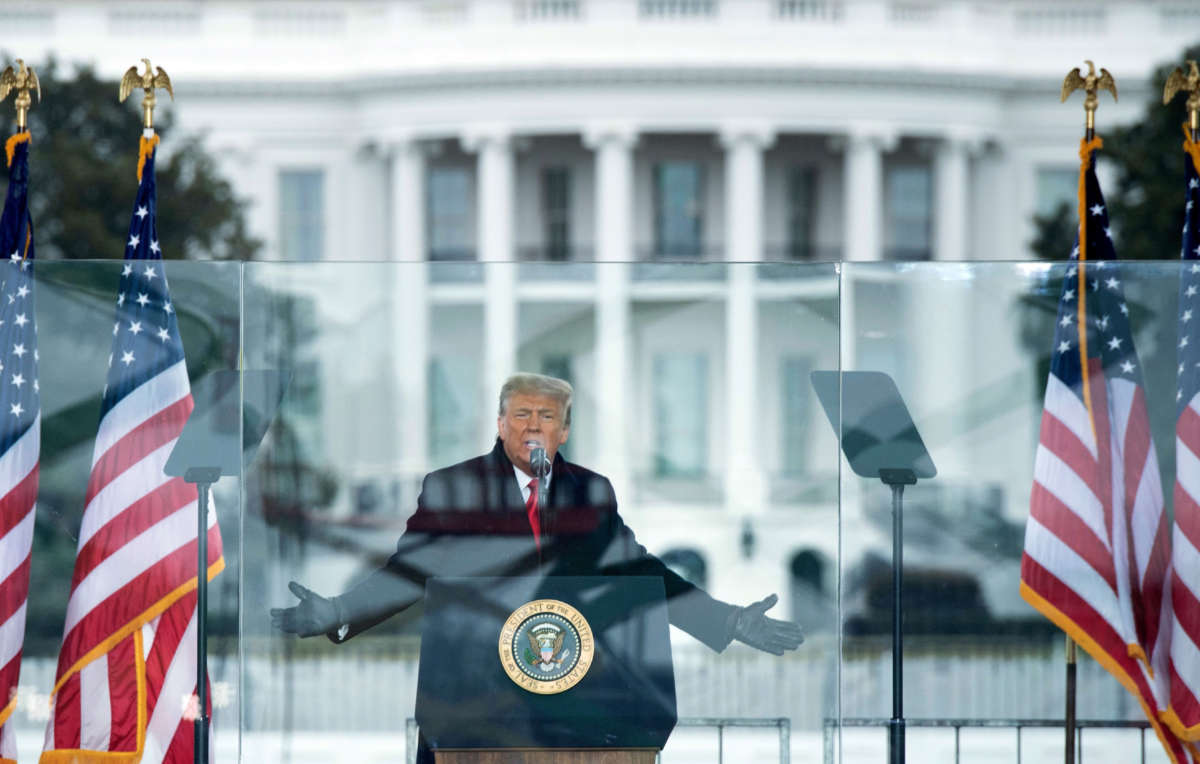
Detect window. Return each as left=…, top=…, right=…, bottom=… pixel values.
left=884, top=164, right=932, bottom=260
left=660, top=549, right=708, bottom=588
left=640, top=0, right=717, bottom=18
left=781, top=356, right=814, bottom=474
left=429, top=356, right=480, bottom=467
left=790, top=549, right=825, bottom=593
left=541, top=167, right=571, bottom=261
left=516, top=0, right=581, bottom=21
left=653, top=162, right=704, bottom=258
left=653, top=353, right=707, bottom=477
left=786, top=166, right=819, bottom=260
left=278, top=170, right=324, bottom=261
left=427, top=166, right=473, bottom=260
left=1035, top=166, right=1077, bottom=217
left=540, top=354, right=573, bottom=387
left=776, top=0, right=843, bottom=20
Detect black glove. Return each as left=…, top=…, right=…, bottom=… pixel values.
left=732, top=593, right=805, bottom=655
left=270, top=581, right=341, bottom=638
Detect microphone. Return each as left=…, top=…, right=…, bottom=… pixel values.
left=528, top=444, right=552, bottom=520
left=528, top=443, right=552, bottom=478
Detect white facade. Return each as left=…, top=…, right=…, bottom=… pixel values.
left=12, top=0, right=1193, bottom=639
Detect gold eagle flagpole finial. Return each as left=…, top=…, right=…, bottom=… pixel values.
left=1164, top=60, right=1200, bottom=142
left=1062, top=60, right=1117, bottom=140
left=0, top=59, right=41, bottom=133
left=119, top=58, right=173, bottom=132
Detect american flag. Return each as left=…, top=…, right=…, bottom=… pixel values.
left=1165, top=134, right=1200, bottom=744
left=0, top=132, right=39, bottom=764
left=41, top=135, right=224, bottom=763
left=1019, top=138, right=1189, bottom=762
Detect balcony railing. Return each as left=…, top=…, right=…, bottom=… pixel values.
left=883, top=246, right=932, bottom=261
left=762, top=244, right=844, bottom=262
left=516, top=244, right=594, bottom=261
left=427, top=247, right=483, bottom=283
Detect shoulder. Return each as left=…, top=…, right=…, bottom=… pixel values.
left=418, top=452, right=499, bottom=509
left=557, top=458, right=617, bottom=506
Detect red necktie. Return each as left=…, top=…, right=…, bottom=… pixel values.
left=526, top=478, right=541, bottom=550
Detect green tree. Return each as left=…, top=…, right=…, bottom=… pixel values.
left=8, top=58, right=260, bottom=260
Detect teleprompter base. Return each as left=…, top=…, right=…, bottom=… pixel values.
left=435, top=749, right=658, bottom=764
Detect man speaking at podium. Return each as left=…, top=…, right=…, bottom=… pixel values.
left=272, top=373, right=804, bottom=752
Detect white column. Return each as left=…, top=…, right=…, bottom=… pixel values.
left=389, top=138, right=429, bottom=474
left=391, top=138, right=426, bottom=262
left=584, top=125, right=637, bottom=500
left=842, top=126, right=896, bottom=261
left=721, top=123, right=773, bottom=264
left=463, top=128, right=517, bottom=437
left=720, top=124, right=773, bottom=514
left=587, top=125, right=637, bottom=265
left=934, top=132, right=973, bottom=261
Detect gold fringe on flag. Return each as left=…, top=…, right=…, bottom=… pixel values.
left=136, top=133, right=159, bottom=183
left=1185, top=124, right=1200, bottom=175
left=4, top=131, right=28, bottom=170
left=1076, top=135, right=1103, bottom=439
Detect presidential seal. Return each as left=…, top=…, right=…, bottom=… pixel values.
left=499, top=599, right=594, bottom=694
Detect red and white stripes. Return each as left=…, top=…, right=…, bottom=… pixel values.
left=42, top=360, right=222, bottom=763
left=0, top=415, right=37, bottom=763
left=1023, top=360, right=1189, bottom=761
left=1167, top=395, right=1200, bottom=740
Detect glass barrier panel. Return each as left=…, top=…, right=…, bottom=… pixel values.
left=839, top=261, right=1181, bottom=764
left=242, top=260, right=840, bottom=763
left=14, top=260, right=242, bottom=761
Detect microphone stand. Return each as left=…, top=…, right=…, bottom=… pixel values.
left=530, top=445, right=552, bottom=525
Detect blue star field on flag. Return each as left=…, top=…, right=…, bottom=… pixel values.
left=101, top=141, right=186, bottom=420
left=1178, top=142, right=1200, bottom=410
left=1048, top=151, right=1145, bottom=396
left=0, top=137, right=39, bottom=456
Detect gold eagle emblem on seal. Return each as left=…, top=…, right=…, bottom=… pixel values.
left=499, top=599, right=594, bottom=695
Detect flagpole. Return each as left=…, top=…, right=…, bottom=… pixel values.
left=1065, top=635, right=1076, bottom=764
left=1058, top=60, right=1116, bottom=764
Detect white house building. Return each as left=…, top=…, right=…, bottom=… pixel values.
left=6, top=3, right=1195, bottom=759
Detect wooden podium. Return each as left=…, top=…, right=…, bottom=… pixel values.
left=435, top=749, right=657, bottom=763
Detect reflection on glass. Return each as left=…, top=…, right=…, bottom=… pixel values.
left=428, top=355, right=480, bottom=468
left=782, top=355, right=815, bottom=475
left=653, top=353, right=708, bottom=477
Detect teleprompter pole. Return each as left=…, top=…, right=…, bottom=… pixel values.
left=890, top=482, right=905, bottom=764
left=186, top=467, right=220, bottom=764
left=880, top=468, right=916, bottom=764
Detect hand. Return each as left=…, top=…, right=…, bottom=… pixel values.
left=270, top=581, right=340, bottom=638
left=732, top=594, right=805, bottom=655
